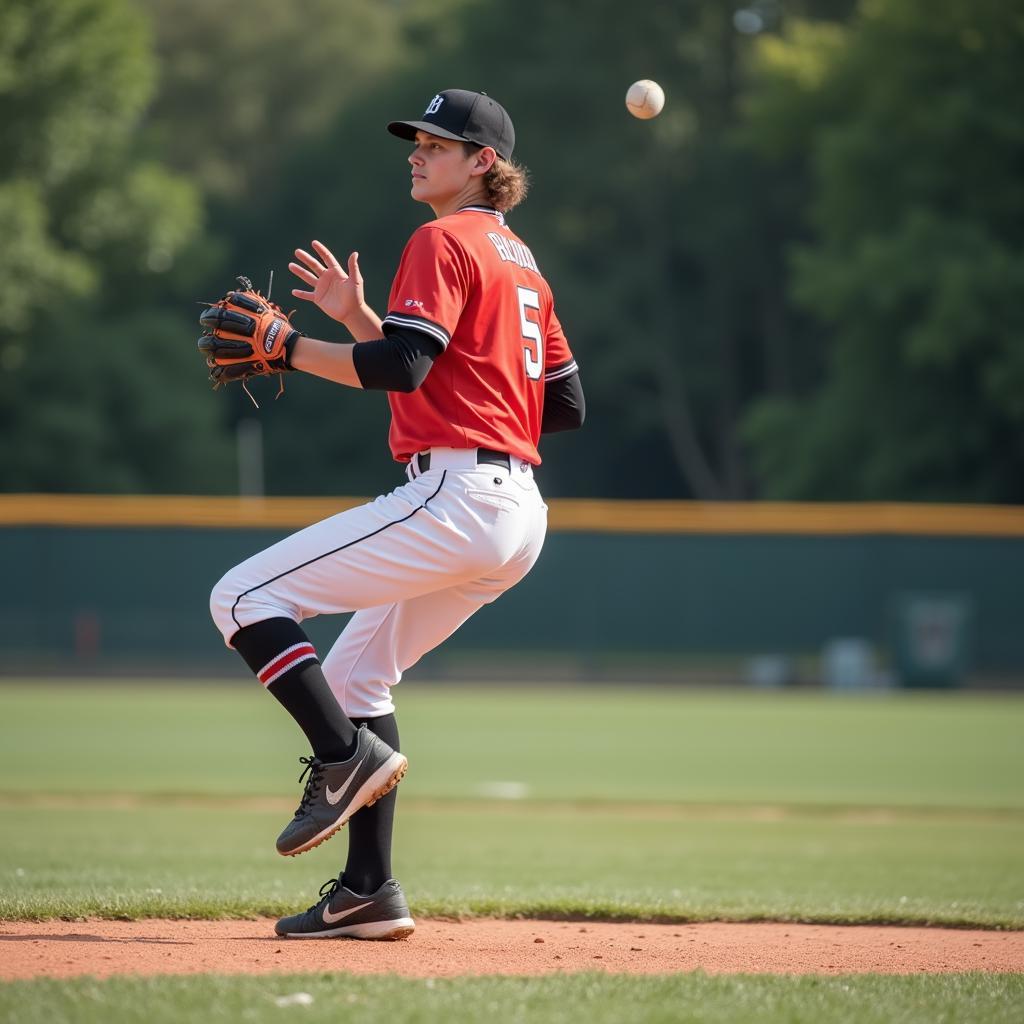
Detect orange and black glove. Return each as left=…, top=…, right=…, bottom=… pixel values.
left=198, top=277, right=301, bottom=391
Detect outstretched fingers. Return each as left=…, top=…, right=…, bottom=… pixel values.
left=293, top=248, right=329, bottom=276
left=288, top=241, right=359, bottom=308
left=288, top=259, right=318, bottom=302
left=288, top=261, right=319, bottom=288
left=311, top=240, right=343, bottom=270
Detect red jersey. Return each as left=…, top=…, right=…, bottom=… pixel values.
left=381, top=205, right=576, bottom=464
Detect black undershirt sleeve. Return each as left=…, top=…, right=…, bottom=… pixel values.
left=353, top=325, right=585, bottom=437
left=542, top=371, right=585, bottom=433
left=351, top=326, right=444, bottom=392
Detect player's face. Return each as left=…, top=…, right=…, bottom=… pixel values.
left=408, top=131, right=483, bottom=207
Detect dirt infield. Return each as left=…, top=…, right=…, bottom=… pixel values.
left=1, top=919, right=1022, bottom=980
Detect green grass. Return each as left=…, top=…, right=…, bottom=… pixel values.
left=2, top=972, right=1022, bottom=1024
left=1, top=683, right=1022, bottom=808
left=1, top=683, right=1022, bottom=926
left=1, top=804, right=1021, bottom=927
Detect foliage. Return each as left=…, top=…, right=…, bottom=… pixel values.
left=4, top=0, right=1020, bottom=500
left=0, top=0, right=224, bottom=492
left=0, top=310, right=233, bottom=493
left=137, top=0, right=447, bottom=202
left=743, top=0, right=1024, bottom=500
left=0, top=0, right=153, bottom=327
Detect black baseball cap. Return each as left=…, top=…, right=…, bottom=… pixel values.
left=387, top=89, right=515, bottom=160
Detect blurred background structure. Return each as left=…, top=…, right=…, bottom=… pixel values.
left=2, top=0, right=1022, bottom=685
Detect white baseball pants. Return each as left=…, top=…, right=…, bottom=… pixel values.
left=210, top=448, right=548, bottom=717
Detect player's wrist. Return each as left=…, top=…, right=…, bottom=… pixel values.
left=340, top=301, right=370, bottom=327
left=341, top=303, right=384, bottom=343
left=282, top=328, right=302, bottom=370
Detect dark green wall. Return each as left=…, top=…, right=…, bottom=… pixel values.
left=2, top=526, right=1021, bottom=676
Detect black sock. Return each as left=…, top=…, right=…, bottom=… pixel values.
left=231, top=617, right=357, bottom=762
left=342, top=713, right=399, bottom=895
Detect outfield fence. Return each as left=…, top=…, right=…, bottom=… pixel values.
left=3, top=494, right=1023, bottom=686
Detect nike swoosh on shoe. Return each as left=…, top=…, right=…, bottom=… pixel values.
left=321, top=901, right=373, bottom=925
left=325, top=750, right=370, bottom=805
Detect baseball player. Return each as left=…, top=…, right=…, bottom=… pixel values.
left=206, top=89, right=584, bottom=940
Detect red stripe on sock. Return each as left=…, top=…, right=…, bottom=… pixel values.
left=258, top=642, right=317, bottom=685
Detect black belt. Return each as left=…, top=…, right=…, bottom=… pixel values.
left=416, top=448, right=511, bottom=472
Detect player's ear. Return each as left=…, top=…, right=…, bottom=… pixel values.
left=471, top=146, right=498, bottom=176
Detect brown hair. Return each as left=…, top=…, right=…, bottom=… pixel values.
left=464, top=144, right=530, bottom=212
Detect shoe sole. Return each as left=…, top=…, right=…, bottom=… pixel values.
left=279, top=917, right=416, bottom=941
left=280, top=753, right=409, bottom=857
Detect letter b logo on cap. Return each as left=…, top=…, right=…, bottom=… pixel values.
left=424, top=94, right=444, bottom=116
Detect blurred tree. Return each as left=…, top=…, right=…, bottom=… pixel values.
left=743, top=0, right=1024, bottom=501
left=0, top=0, right=230, bottom=492
left=1, top=311, right=232, bottom=492
left=139, top=0, right=468, bottom=202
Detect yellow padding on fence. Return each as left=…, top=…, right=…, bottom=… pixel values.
left=2, top=494, right=1024, bottom=536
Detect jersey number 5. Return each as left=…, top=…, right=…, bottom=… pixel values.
left=517, top=286, right=543, bottom=380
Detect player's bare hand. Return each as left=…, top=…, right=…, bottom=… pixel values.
left=289, top=241, right=365, bottom=324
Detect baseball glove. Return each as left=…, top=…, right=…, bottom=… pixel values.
left=198, top=276, right=301, bottom=400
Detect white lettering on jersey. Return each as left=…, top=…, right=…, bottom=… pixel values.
left=486, top=232, right=540, bottom=274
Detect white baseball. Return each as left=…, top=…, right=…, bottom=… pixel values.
left=625, top=79, right=665, bottom=120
